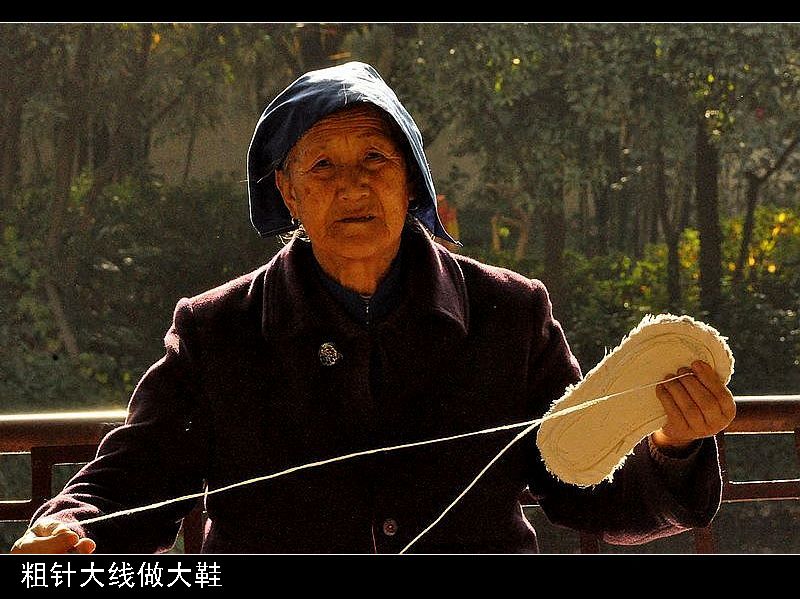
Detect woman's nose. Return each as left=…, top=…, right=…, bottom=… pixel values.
left=335, top=164, right=370, bottom=199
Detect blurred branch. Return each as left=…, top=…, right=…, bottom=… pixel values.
left=43, top=278, right=79, bottom=358
left=734, top=130, right=800, bottom=285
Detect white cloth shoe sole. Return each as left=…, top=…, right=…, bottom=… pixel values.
left=536, top=313, right=734, bottom=487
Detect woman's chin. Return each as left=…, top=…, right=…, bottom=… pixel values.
left=321, top=231, right=400, bottom=261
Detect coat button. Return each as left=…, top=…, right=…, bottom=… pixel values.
left=318, top=342, right=342, bottom=366
left=382, top=518, right=398, bottom=536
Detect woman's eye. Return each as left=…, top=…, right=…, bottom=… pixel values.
left=365, top=151, right=387, bottom=163
left=307, top=159, right=333, bottom=173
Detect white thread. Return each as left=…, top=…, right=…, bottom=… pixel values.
left=399, top=373, right=691, bottom=554
left=75, top=419, right=536, bottom=526
left=400, top=419, right=540, bottom=554
left=74, top=373, right=691, bottom=539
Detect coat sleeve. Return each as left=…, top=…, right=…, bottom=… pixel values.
left=29, top=299, right=211, bottom=553
left=522, top=280, right=723, bottom=545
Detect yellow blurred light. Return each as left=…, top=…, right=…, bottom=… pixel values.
left=767, top=264, right=777, bottom=273
left=748, top=256, right=756, bottom=266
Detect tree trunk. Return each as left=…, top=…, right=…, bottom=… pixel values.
left=297, top=23, right=330, bottom=72
left=92, top=119, right=110, bottom=171
left=128, top=25, right=154, bottom=174
left=42, top=26, right=92, bottom=359
left=615, top=189, right=630, bottom=253
left=733, top=173, right=760, bottom=286
left=665, top=236, right=681, bottom=313
left=695, top=119, right=723, bottom=320
left=648, top=189, right=660, bottom=245
left=578, top=180, right=589, bottom=254
left=632, top=195, right=643, bottom=258
left=490, top=214, right=501, bottom=253
left=733, top=133, right=800, bottom=286
left=596, top=132, right=620, bottom=255
left=514, top=208, right=531, bottom=261
left=654, top=140, right=681, bottom=311
left=0, top=98, right=23, bottom=204
left=614, top=120, right=631, bottom=253
left=593, top=179, right=609, bottom=255
left=43, top=278, right=80, bottom=358
left=540, top=192, right=566, bottom=314
left=76, top=113, right=92, bottom=174
left=107, top=23, right=153, bottom=182
left=29, top=128, right=44, bottom=183
left=45, top=119, right=80, bottom=358
left=182, top=121, right=198, bottom=185
left=679, top=182, right=692, bottom=232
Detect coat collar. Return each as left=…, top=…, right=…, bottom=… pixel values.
left=261, top=223, right=469, bottom=340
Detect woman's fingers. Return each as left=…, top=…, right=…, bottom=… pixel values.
left=655, top=382, right=690, bottom=433
left=73, top=538, right=97, bottom=554
left=653, top=361, right=736, bottom=449
left=11, top=519, right=94, bottom=554
left=12, top=530, right=77, bottom=554
left=31, top=519, right=72, bottom=537
left=663, top=372, right=707, bottom=432
left=675, top=367, right=727, bottom=429
left=691, top=360, right=737, bottom=422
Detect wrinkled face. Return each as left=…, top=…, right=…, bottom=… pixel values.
left=275, top=105, right=411, bottom=262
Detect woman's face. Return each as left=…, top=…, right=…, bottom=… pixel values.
left=275, top=105, right=411, bottom=262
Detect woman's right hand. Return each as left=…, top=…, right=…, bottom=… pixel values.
left=10, top=518, right=96, bottom=554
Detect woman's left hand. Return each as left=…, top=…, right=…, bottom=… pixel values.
left=651, top=360, right=736, bottom=451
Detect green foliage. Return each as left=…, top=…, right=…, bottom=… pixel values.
left=385, top=23, right=800, bottom=266
left=469, top=205, right=800, bottom=395
left=0, top=175, right=278, bottom=413
left=723, top=206, right=800, bottom=393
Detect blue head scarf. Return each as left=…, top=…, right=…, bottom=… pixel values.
left=246, top=61, right=458, bottom=244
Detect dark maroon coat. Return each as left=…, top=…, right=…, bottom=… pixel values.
left=32, top=224, right=723, bottom=553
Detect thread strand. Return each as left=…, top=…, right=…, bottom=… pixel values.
left=74, top=373, right=691, bottom=534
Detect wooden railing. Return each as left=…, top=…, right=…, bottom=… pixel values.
left=2, top=396, right=799, bottom=553
left=692, top=395, right=800, bottom=553
left=519, top=395, right=800, bottom=552
left=0, top=410, right=205, bottom=553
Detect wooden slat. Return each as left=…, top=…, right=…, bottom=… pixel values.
left=0, top=445, right=105, bottom=523
left=693, top=526, right=717, bottom=553
left=795, top=428, right=800, bottom=463
left=0, top=410, right=126, bottom=452
left=725, top=397, right=800, bottom=433
left=723, top=480, right=800, bottom=502
left=0, top=500, right=35, bottom=521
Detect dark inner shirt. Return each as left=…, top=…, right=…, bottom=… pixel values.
left=315, top=246, right=404, bottom=328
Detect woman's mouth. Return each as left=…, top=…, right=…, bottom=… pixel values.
left=338, top=215, right=376, bottom=223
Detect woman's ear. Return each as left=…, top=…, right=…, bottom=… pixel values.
left=275, top=169, right=298, bottom=218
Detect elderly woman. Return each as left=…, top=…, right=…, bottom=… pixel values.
left=12, top=62, right=734, bottom=554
